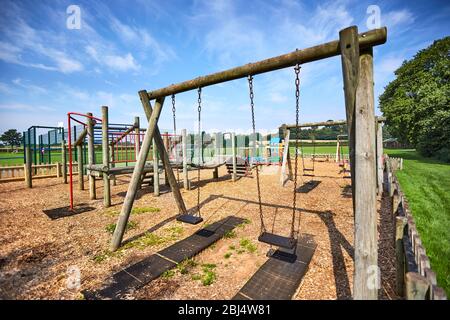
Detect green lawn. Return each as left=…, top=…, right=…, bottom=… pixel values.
left=386, top=149, right=450, bottom=295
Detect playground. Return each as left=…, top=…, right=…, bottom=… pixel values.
left=0, top=159, right=397, bottom=299
left=0, top=19, right=447, bottom=303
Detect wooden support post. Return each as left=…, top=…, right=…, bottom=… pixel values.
left=340, top=26, right=378, bottom=300
left=376, top=119, right=384, bottom=195
left=77, top=144, right=84, bottom=190
left=153, top=139, right=160, bottom=196
left=111, top=97, right=165, bottom=251
left=139, top=91, right=187, bottom=214
left=134, top=116, right=140, bottom=160
left=61, top=140, right=67, bottom=184
left=102, top=106, right=111, bottom=207
left=354, top=47, right=378, bottom=300
left=25, top=144, right=32, bottom=188
left=182, top=129, right=189, bottom=190
left=213, top=167, right=218, bottom=180
left=339, top=26, right=358, bottom=202
left=87, top=112, right=96, bottom=200
left=231, top=132, right=237, bottom=181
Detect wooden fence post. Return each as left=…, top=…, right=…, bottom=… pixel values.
left=102, top=106, right=111, bottom=207
left=395, top=216, right=407, bottom=296
left=87, top=112, right=96, bottom=200
left=405, top=272, right=429, bottom=300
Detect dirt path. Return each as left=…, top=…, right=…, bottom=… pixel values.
left=0, top=160, right=397, bottom=299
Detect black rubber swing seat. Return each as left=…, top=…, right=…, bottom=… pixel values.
left=303, top=168, right=314, bottom=171
left=176, top=214, right=203, bottom=225
left=258, top=232, right=297, bottom=250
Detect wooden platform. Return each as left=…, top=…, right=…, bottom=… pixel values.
left=83, top=216, right=245, bottom=299
left=233, top=234, right=317, bottom=300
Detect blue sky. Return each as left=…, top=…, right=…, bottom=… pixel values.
left=0, top=0, right=449, bottom=135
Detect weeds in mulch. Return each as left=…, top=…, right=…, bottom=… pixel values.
left=239, top=238, right=257, bottom=253
left=105, top=221, right=138, bottom=234
left=190, top=263, right=217, bottom=286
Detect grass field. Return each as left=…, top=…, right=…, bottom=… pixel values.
left=386, top=149, right=450, bottom=295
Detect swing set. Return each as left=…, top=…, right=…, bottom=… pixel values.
left=110, top=26, right=387, bottom=299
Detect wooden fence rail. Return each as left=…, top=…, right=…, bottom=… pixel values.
left=0, top=162, right=79, bottom=183
left=385, top=156, right=447, bottom=300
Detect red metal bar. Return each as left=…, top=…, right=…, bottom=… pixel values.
left=67, top=112, right=102, bottom=210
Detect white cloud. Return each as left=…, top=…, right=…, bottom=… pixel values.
left=0, top=17, right=83, bottom=74
left=12, top=78, right=47, bottom=94
left=85, top=45, right=140, bottom=72
left=382, top=9, right=415, bottom=29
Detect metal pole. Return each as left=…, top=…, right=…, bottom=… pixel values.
left=87, top=112, right=96, bottom=200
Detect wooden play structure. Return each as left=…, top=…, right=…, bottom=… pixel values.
left=105, top=26, right=388, bottom=300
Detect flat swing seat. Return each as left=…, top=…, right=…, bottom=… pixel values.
left=176, top=214, right=203, bottom=225
left=303, top=168, right=314, bottom=171
left=258, top=232, right=297, bottom=250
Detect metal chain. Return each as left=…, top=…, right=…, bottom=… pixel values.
left=197, top=87, right=202, bottom=217
left=292, top=64, right=301, bottom=238
left=248, top=75, right=265, bottom=232
left=171, top=94, right=180, bottom=183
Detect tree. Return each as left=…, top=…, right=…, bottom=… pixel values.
left=0, top=129, right=22, bottom=151
left=379, top=36, right=450, bottom=162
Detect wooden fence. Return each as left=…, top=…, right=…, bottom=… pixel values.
left=385, top=156, right=447, bottom=300
left=0, top=163, right=79, bottom=183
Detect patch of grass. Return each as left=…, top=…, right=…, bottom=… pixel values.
left=161, top=270, right=175, bottom=279
left=228, top=245, right=236, bottom=250
left=386, top=149, right=450, bottom=295
left=223, top=230, right=237, bottom=239
left=121, top=231, right=166, bottom=250
left=166, top=224, right=184, bottom=240
left=177, top=259, right=197, bottom=275
left=240, top=238, right=257, bottom=253
left=92, top=251, right=110, bottom=263
left=224, top=252, right=232, bottom=259
left=237, top=218, right=251, bottom=228
left=105, top=221, right=138, bottom=234
left=131, top=206, right=160, bottom=215
left=191, top=274, right=202, bottom=281
left=237, top=249, right=245, bottom=254
left=202, top=270, right=217, bottom=286
left=190, top=263, right=217, bottom=286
